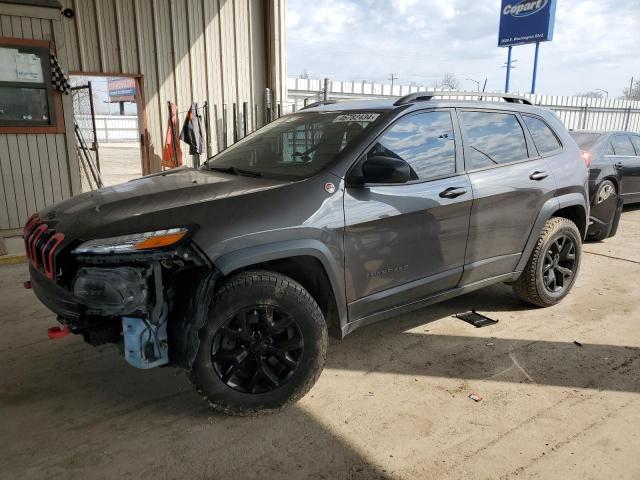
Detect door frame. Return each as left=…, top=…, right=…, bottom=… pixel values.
left=68, top=71, right=150, bottom=176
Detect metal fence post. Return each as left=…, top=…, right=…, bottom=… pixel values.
left=581, top=104, right=589, bottom=129
left=242, top=102, right=248, bottom=137
left=265, top=88, right=272, bottom=123
left=624, top=106, right=632, bottom=131
left=232, top=103, right=238, bottom=142
left=222, top=104, right=228, bottom=149
left=323, top=78, right=330, bottom=101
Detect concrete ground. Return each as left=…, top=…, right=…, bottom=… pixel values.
left=1, top=207, right=639, bottom=480
left=85, top=144, right=143, bottom=190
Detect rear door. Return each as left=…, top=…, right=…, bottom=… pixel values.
left=458, top=109, right=559, bottom=284
left=344, top=109, right=471, bottom=321
left=611, top=134, right=640, bottom=201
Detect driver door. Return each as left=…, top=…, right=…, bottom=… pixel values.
left=343, top=109, right=472, bottom=321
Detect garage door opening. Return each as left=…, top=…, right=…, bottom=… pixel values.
left=70, top=75, right=143, bottom=190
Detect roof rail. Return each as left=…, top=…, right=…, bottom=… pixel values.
left=301, top=100, right=340, bottom=110
left=394, top=91, right=533, bottom=106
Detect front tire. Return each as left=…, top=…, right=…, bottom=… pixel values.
left=513, top=217, right=582, bottom=307
left=189, top=271, right=327, bottom=415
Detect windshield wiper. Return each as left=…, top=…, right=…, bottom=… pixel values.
left=208, top=166, right=263, bottom=178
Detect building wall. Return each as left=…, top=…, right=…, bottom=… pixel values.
left=0, top=0, right=287, bottom=234
left=59, top=0, right=286, bottom=167
left=0, top=4, right=81, bottom=233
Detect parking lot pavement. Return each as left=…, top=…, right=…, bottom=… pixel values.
left=1, top=207, right=639, bottom=480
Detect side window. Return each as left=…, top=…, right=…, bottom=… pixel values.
left=629, top=136, right=640, bottom=156
left=367, top=111, right=456, bottom=180
left=458, top=111, right=528, bottom=169
left=522, top=115, right=561, bottom=154
left=610, top=135, right=635, bottom=156
left=607, top=142, right=615, bottom=155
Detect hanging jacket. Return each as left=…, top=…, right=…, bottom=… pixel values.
left=162, top=102, right=183, bottom=169
left=179, top=102, right=205, bottom=155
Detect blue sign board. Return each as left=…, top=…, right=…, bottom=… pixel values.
left=109, top=88, right=136, bottom=97
left=498, top=0, right=556, bottom=47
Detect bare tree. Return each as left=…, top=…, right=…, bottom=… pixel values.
left=622, top=78, right=640, bottom=100
left=433, top=72, right=460, bottom=90
left=298, top=69, right=310, bottom=79
left=575, top=91, right=605, bottom=99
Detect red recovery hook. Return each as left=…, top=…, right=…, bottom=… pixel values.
left=47, top=325, right=71, bottom=339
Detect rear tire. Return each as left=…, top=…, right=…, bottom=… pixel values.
left=513, top=217, right=582, bottom=307
left=189, top=270, right=327, bottom=415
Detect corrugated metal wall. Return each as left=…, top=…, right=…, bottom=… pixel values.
left=59, top=0, right=286, bottom=169
left=0, top=8, right=80, bottom=232
left=0, top=0, right=287, bottom=233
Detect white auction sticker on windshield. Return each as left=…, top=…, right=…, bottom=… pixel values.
left=332, top=113, right=380, bottom=123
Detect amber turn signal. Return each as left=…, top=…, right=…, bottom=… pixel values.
left=134, top=231, right=187, bottom=250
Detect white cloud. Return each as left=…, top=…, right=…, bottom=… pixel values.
left=287, top=0, right=640, bottom=96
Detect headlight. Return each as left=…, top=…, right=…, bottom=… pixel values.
left=72, top=228, right=189, bottom=254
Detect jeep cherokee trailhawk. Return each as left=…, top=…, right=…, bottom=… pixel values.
left=26, top=92, right=589, bottom=414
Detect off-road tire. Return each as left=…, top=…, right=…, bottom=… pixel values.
left=189, top=270, right=327, bottom=415
left=513, top=217, right=582, bottom=307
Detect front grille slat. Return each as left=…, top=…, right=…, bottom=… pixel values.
left=23, top=216, right=65, bottom=281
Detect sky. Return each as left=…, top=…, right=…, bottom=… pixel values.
left=286, top=0, right=640, bottom=97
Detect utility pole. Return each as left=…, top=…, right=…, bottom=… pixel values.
left=323, top=78, right=330, bottom=101
left=389, top=73, right=398, bottom=91
left=502, top=50, right=517, bottom=93
left=628, top=77, right=635, bottom=100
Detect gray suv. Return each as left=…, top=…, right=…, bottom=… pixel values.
left=26, top=92, right=589, bottom=414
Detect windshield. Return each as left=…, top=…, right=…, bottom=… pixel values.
left=203, top=111, right=386, bottom=180
left=569, top=132, right=601, bottom=149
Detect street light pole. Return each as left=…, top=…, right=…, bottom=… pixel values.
left=595, top=88, right=609, bottom=99
left=466, top=78, right=481, bottom=91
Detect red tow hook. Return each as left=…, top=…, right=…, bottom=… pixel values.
left=23, top=280, right=32, bottom=289
left=48, top=325, right=71, bottom=340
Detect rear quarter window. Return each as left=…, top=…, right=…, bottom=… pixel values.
left=522, top=115, right=561, bottom=154
left=610, top=135, right=636, bottom=156
left=458, top=111, right=528, bottom=169
left=630, top=136, right=640, bottom=155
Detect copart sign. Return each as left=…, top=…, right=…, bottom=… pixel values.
left=498, top=0, right=556, bottom=47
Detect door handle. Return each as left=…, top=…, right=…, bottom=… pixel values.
left=529, top=171, right=549, bottom=181
left=439, top=187, right=467, bottom=199
left=614, top=162, right=624, bottom=169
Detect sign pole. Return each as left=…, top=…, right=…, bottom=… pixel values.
left=505, top=46, right=513, bottom=93
left=531, top=41, right=540, bottom=94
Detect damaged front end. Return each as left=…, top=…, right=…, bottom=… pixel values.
left=26, top=219, right=218, bottom=370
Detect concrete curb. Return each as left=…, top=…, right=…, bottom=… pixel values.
left=0, top=254, right=27, bottom=266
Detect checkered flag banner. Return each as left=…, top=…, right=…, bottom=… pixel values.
left=50, top=53, right=70, bottom=95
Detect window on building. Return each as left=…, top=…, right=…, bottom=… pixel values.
left=459, top=111, right=529, bottom=169
left=367, top=111, right=457, bottom=181
left=522, top=115, right=562, bottom=154
left=0, top=42, right=58, bottom=130
left=610, top=135, right=636, bottom=156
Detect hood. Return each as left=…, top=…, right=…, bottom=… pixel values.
left=38, top=167, right=289, bottom=238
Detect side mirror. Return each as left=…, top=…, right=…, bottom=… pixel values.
left=357, top=155, right=411, bottom=184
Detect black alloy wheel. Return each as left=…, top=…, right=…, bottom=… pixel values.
left=541, top=234, right=576, bottom=294
left=211, top=305, right=304, bottom=394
